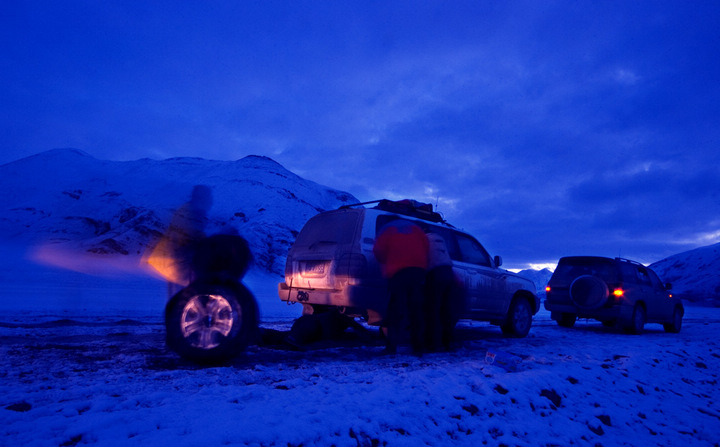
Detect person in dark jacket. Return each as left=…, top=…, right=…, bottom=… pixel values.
left=424, top=232, right=458, bottom=351
left=145, top=185, right=213, bottom=299
left=373, top=220, right=429, bottom=355
left=191, top=228, right=252, bottom=283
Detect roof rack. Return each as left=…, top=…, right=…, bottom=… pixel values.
left=615, top=257, right=646, bottom=267
left=340, top=199, right=445, bottom=223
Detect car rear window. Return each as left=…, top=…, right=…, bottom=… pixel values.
left=552, top=258, right=619, bottom=283
left=294, top=211, right=360, bottom=245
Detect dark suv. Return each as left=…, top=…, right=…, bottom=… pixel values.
left=544, top=256, right=683, bottom=334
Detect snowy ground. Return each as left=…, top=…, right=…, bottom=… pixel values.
left=1, top=247, right=719, bottom=446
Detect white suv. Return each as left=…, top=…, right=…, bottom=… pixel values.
left=278, top=200, right=540, bottom=337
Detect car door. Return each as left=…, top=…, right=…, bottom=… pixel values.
left=646, top=268, right=673, bottom=320
left=452, top=232, right=506, bottom=315
left=634, top=265, right=662, bottom=320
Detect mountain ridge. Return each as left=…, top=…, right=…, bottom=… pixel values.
left=0, top=148, right=358, bottom=275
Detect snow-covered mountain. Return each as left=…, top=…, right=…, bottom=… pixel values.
left=0, top=149, right=358, bottom=276
left=650, top=243, right=720, bottom=306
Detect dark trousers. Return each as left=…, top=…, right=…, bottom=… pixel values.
left=425, top=265, right=457, bottom=351
left=386, top=267, right=426, bottom=352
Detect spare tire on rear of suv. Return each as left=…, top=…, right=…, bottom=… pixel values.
left=569, top=275, right=609, bottom=309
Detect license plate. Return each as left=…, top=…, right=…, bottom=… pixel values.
left=302, top=261, right=326, bottom=276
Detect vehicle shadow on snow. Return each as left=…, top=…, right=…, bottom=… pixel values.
left=4, top=313, right=700, bottom=375
left=148, top=313, right=699, bottom=371
left=0, top=316, right=516, bottom=372
left=3, top=316, right=679, bottom=372
left=547, top=320, right=671, bottom=336
left=149, top=319, right=521, bottom=370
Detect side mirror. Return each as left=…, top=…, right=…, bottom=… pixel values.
left=665, top=283, right=672, bottom=291
left=494, top=255, right=503, bottom=268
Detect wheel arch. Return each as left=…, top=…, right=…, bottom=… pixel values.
left=634, top=300, right=647, bottom=311
left=512, top=289, right=538, bottom=313
left=675, top=302, right=685, bottom=314
left=501, top=292, right=535, bottom=337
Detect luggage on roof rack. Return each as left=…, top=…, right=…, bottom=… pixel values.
left=339, top=199, right=444, bottom=223
left=374, top=199, right=444, bottom=222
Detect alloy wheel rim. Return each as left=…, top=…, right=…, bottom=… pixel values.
left=181, top=294, right=236, bottom=349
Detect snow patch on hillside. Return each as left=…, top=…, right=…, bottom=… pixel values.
left=651, top=242, right=720, bottom=306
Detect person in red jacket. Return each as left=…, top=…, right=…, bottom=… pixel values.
left=373, top=219, right=429, bottom=355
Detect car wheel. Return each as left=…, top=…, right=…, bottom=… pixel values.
left=663, top=306, right=683, bottom=333
left=302, top=304, right=331, bottom=316
left=625, top=304, right=646, bottom=335
left=165, top=281, right=259, bottom=364
left=554, top=312, right=577, bottom=328
left=501, top=298, right=532, bottom=338
left=569, top=275, right=609, bottom=309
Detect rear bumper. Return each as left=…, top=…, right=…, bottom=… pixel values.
left=544, top=301, right=634, bottom=322
left=278, top=282, right=388, bottom=317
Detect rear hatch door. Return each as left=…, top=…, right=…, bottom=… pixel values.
left=285, top=209, right=363, bottom=290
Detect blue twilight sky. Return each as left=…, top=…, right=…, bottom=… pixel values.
left=1, top=1, right=719, bottom=269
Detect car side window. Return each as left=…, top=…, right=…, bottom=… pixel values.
left=647, top=269, right=665, bottom=290
left=618, top=263, right=640, bottom=284
left=425, top=227, right=460, bottom=261
left=636, top=266, right=652, bottom=286
left=455, top=233, right=492, bottom=267
left=376, top=216, right=462, bottom=260
left=375, top=215, right=401, bottom=236
left=374, top=215, right=490, bottom=267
